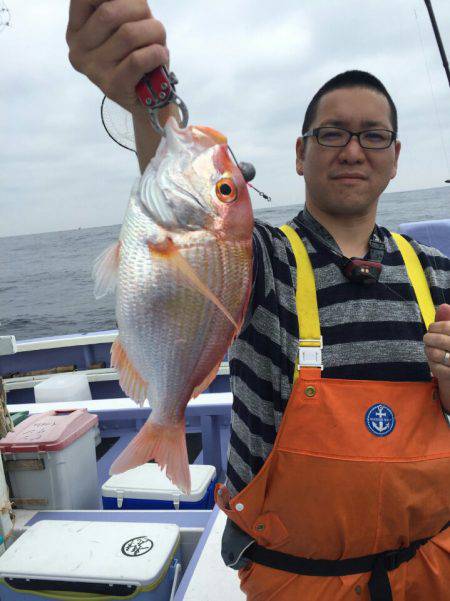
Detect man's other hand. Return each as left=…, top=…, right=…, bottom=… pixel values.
left=66, top=0, right=169, bottom=115
left=424, top=303, right=450, bottom=412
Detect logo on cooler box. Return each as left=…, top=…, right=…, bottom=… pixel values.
left=121, top=536, right=154, bottom=557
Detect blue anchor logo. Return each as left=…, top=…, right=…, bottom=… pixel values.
left=365, top=403, right=396, bottom=437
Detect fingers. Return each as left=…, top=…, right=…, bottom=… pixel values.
left=424, top=345, right=450, bottom=384
left=425, top=319, right=450, bottom=382
left=428, top=320, right=450, bottom=335
left=67, top=0, right=106, bottom=34
left=427, top=360, right=450, bottom=380
left=434, top=303, right=450, bottom=323
left=66, top=0, right=167, bottom=114
left=75, top=0, right=152, bottom=52
left=96, top=18, right=166, bottom=68
left=104, top=44, right=169, bottom=107
left=425, top=345, right=450, bottom=366
left=424, top=332, right=450, bottom=351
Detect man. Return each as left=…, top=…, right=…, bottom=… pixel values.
left=67, top=2, right=450, bottom=598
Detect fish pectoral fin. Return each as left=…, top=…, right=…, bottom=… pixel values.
left=92, top=241, right=121, bottom=299
left=192, top=358, right=223, bottom=398
left=111, top=338, right=148, bottom=406
left=147, top=237, right=238, bottom=328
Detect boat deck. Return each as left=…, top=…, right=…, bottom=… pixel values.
left=177, top=508, right=245, bottom=600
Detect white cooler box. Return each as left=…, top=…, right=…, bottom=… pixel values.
left=102, top=463, right=217, bottom=510
left=0, top=520, right=181, bottom=600
left=0, top=409, right=99, bottom=509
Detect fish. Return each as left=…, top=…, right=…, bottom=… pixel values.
left=93, top=117, right=253, bottom=493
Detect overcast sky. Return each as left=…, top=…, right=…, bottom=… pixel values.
left=1, top=0, right=450, bottom=237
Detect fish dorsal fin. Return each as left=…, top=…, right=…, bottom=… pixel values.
left=92, top=241, right=121, bottom=299
left=147, top=237, right=238, bottom=328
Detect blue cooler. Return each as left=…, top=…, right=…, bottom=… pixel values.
left=102, top=464, right=217, bottom=510
left=0, top=520, right=181, bottom=600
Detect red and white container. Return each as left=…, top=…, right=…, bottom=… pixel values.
left=0, top=409, right=99, bottom=510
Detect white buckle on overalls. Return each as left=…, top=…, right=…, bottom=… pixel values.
left=298, top=337, right=323, bottom=370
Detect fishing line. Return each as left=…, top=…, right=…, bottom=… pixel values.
left=413, top=5, right=450, bottom=179
left=101, top=95, right=137, bottom=153
left=226, top=144, right=241, bottom=170
left=227, top=144, right=272, bottom=202
left=247, top=183, right=272, bottom=202
left=414, top=4, right=448, bottom=306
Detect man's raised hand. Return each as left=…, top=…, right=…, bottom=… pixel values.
left=66, top=0, right=169, bottom=115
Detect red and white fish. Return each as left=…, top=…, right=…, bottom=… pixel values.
left=93, top=117, right=253, bottom=493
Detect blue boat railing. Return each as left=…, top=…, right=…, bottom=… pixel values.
left=0, top=329, right=231, bottom=403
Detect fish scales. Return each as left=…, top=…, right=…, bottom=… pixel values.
left=119, top=204, right=242, bottom=416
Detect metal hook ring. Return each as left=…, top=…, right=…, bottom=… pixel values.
left=148, top=94, right=189, bottom=137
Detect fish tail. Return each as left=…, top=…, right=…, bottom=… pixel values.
left=109, top=419, right=191, bottom=494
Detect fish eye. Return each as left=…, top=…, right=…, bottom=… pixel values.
left=215, top=178, right=237, bottom=203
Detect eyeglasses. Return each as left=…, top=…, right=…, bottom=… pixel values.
left=303, top=127, right=397, bottom=150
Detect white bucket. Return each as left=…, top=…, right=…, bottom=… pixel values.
left=0, top=458, right=12, bottom=547
left=34, top=373, right=92, bottom=403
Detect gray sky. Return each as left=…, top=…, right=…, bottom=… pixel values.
left=1, top=0, right=450, bottom=237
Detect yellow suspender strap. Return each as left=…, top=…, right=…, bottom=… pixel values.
left=280, top=226, right=436, bottom=383
left=391, top=232, right=436, bottom=330
left=280, top=225, right=321, bottom=382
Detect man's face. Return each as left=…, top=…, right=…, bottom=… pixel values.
left=296, top=87, right=401, bottom=217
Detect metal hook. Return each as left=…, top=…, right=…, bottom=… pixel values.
left=148, top=95, right=189, bottom=136
left=136, top=66, right=189, bottom=136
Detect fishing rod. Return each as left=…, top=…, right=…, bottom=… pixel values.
left=424, top=0, right=450, bottom=87
left=423, top=0, right=450, bottom=183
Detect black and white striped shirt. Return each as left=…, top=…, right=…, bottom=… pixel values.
left=226, top=209, right=450, bottom=497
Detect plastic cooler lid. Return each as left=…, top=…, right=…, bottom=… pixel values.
left=102, top=463, right=216, bottom=502
left=0, top=409, right=98, bottom=453
left=0, top=520, right=179, bottom=586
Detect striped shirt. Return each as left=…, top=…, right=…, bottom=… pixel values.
left=226, top=208, right=450, bottom=497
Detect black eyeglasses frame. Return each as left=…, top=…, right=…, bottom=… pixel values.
left=303, top=127, right=397, bottom=150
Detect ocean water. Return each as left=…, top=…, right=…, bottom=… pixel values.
left=0, top=186, right=448, bottom=341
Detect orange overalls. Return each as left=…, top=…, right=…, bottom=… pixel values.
left=216, top=227, right=450, bottom=600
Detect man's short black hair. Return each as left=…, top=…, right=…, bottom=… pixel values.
left=302, top=70, right=398, bottom=135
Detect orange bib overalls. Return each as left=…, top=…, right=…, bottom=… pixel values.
left=216, top=228, right=450, bottom=600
